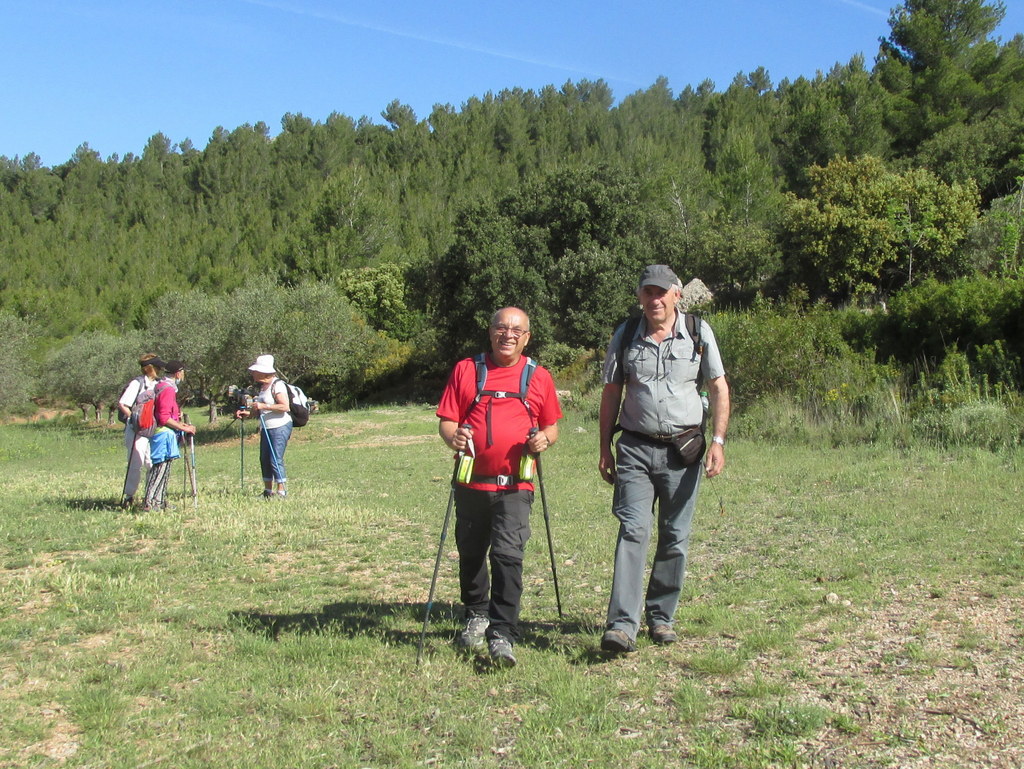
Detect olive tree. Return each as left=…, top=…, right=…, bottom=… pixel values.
left=0, top=311, right=39, bottom=415
left=42, top=331, right=150, bottom=420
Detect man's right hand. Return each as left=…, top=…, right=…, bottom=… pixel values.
left=599, top=448, right=616, bottom=485
left=450, top=424, right=473, bottom=453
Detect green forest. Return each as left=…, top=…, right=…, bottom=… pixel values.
left=3, top=0, right=1024, bottom=445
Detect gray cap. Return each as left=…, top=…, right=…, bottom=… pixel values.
left=638, top=264, right=679, bottom=291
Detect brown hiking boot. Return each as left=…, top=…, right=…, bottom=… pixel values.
left=650, top=624, right=678, bottom=645
left=600, top=628, right=636, bottom=654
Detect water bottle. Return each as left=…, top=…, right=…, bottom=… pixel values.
left=520, top=428, right=538, bottom=481
left=455, top=426, right=475, bottom=484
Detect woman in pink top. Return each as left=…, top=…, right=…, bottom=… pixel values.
left=141, top=360, right=196, bottom=512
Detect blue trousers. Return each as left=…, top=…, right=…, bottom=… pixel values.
left=605, top=432, right=703, bottom=640
left=260, top=421, right=292, bottom=484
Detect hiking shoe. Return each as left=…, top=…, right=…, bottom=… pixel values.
left=650, top=624, right=678, bottom=645
left=488, top=635, right=516, bottom=667
left=456, top=614, right=489, bottom=651
left=600, top=628, right=636, bottom=654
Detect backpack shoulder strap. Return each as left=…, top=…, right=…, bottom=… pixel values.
left=685, top=312, right=706, bottom=390
left=615, top=316, right=642, bottom=385
left=685, top=312, right=704, bottom=358
left=469, top=353, right=537, bottom=448
left=518, top=356, right=536, bottom=400
left=472, top=353, right=488, bottom=405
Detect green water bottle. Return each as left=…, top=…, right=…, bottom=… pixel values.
left=520, top=428, right=537, bottom=481
left=455, top=426, right=475, bottom=484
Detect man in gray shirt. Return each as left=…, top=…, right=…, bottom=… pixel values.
left=598, top=264, right=731, bottom=653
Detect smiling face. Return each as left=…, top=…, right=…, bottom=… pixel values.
left=638, top=284, right=681, bottom=328
left=489, top=308, right=531, bottom=367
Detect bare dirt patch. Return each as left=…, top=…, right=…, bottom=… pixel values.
left=763, top=582, right=1023, bottom=768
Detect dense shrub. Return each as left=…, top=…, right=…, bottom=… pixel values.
left=709, top=302, right=893, bottom=410
left=878, top=277, right=1024, bottom=390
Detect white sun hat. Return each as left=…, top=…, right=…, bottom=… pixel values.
left=248, top=354, right=276, bottom=374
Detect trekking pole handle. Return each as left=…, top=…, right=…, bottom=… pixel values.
left=526, top=426, right=550, bottom=455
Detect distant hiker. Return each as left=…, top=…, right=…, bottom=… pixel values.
left=117, top=353, right=163, bottom=509
left=141, top=360, right=196, bottom=512
left=598, top=265, right=731, bottom=654
left=436, top=307, right=563, bottom=667
left=235, top=354, right=293, bottom=499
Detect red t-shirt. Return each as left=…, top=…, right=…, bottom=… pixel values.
left=436, top=355, right=562, bottom=491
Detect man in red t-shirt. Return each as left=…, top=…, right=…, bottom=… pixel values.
left=436, top=307, right=563, bottom=667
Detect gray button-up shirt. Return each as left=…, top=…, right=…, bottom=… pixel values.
left=602, top=313, right=726, bottom=435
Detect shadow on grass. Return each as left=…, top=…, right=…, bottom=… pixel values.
left=228, top=601, right=597, bottom=657
left=229, top=600, right=432, bottom=643
left=64, top=496, right=128, bottom=512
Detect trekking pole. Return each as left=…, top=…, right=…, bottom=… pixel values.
left=183, top=414, right=198, bottom=508
left=214, top=414, right=238, bottom=441
left=182, top=427, right=188, bottom=497
left=240, top=412, right=245, bottom=491
left=258, top=411, right=284, bottom=485
left=534, top=445, right=564, bottom=619
left=416, top=435, right=466, bottom=664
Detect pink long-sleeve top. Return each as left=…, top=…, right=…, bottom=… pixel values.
left=154, top=381, right=181, bottom=427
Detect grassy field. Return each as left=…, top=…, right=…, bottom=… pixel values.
left=1, top=406, right=1022, bottom=768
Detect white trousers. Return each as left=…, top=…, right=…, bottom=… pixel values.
left=122, top=428, right=152, bottom=498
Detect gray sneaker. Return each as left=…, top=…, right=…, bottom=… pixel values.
left=488, top=635, right=516, bottom=667
left=456, top=614, right=489, bottom=650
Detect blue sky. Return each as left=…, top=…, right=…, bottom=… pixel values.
left=2, top=0, right=1022, bottom=168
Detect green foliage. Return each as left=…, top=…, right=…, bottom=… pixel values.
left=879, top=276, right=1024, bottom=388
left=965, top=181, right=1024, bottom=275
left=782, top=156, right=979, bottom=299
left=876, top=0, right=1022, bottom=158
left=431, top=164, right=661, bottom=361
left=42, top=330, right=150, bottom=419
left=145, top=283, right=398, bottom=412
left=0, top=311, right=39, bottom=414
left=711, top=303, right=891, bottom=408
left=336, top=263, right=419, bottom=340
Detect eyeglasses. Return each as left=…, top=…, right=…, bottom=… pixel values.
left=491, top=324, right=529, bottom=339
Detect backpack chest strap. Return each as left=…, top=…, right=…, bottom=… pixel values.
left=470, top=354, right=537, bottom=448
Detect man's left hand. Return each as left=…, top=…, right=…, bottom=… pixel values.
left=704, top=442, right=725, bottom=478
left=527, top=430, right=550, bottom=454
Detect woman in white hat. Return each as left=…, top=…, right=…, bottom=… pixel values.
left=236, top=354, right=293, bottom=498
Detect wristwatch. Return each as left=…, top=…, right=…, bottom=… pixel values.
left=712, top=435, right=726, bottom=446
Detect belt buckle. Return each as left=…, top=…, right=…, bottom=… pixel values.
left=496, top=474, right=513, bottom=487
